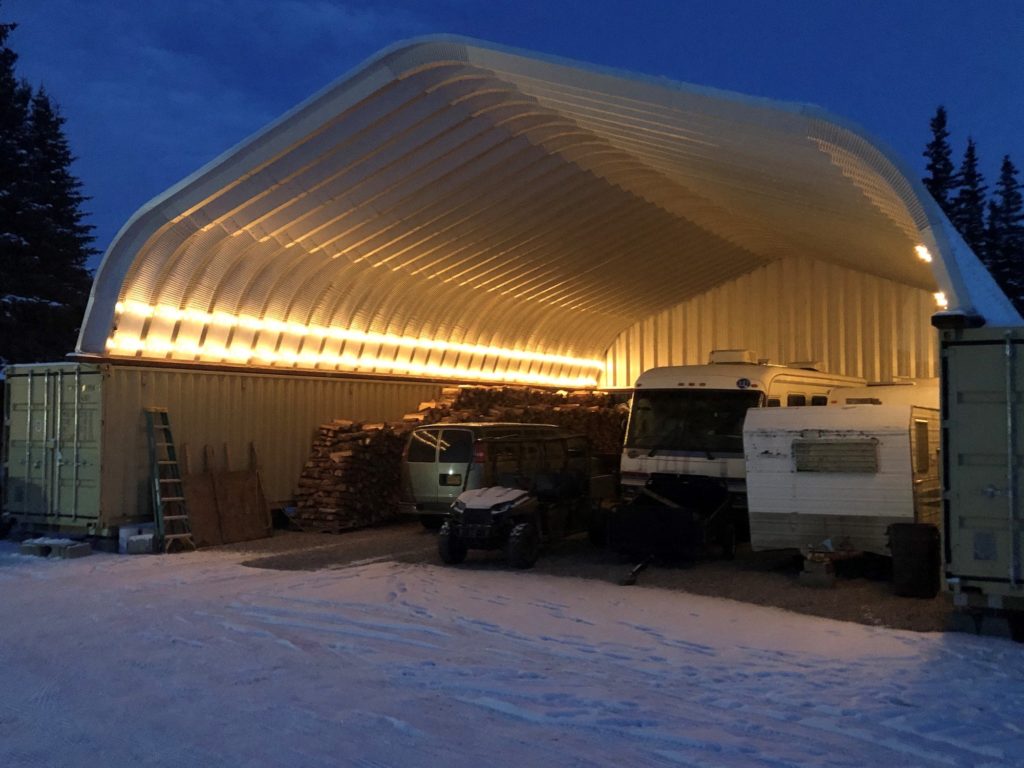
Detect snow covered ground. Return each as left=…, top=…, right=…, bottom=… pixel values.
left=1, top=541, right=1023, bottom=768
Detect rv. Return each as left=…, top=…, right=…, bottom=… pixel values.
left=612, top=350, right=863, bottom=556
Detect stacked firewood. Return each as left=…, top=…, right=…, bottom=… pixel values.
left=295, top=386, right=629, bottom=534
left=409, top=386, right=629, bottom=454
left=294, top=419, right=410, bottom=533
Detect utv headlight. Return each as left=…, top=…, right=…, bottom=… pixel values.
left=492, top=502, right=513, bottom=515
left=452, top=501, right=466, bottom=513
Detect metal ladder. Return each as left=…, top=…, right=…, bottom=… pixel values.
left=144, top=408, right=196, bottom=553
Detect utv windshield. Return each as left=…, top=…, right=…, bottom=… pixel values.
left=625, top=389, right=764, bottom=456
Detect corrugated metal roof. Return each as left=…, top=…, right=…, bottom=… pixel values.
left=78, top=36, right=1021, bottom=388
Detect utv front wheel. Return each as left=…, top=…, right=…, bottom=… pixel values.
left=507, top=521, right=540, bottom=569
left=438, top=521, right=467, bottom=565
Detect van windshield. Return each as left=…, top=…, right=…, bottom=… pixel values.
left=626, top=389, right=763, bottom=456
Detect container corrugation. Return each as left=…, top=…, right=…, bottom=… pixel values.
left=2, top=362, right=440, bottom=535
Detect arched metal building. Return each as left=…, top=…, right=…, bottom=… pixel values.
left=7, top=37, right=1020, bottom=536
left=78, top=37, right=1020, bottom=390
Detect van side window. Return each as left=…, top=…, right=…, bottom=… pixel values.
left=787, top=394, right=806, bottom=407
left=407, top=428, right=441, bottom=462
left=439, top=429, right=473, bottom=463
left=810, top=395, right=828, bottom=406
left=766, top=398, right=781, bottom=407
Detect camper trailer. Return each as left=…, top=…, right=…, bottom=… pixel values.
left=612, top=350, right=863, bottom=555
left=744, top=404, right=941, bottom=556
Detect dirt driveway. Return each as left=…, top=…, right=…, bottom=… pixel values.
left=220, top=521, right=954, bottom=634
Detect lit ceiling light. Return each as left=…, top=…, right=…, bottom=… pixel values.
left=112, top=301, right=605, bottom=370
left=915, top=245, right=933, bottom=263
left=933, top=291, right=948, bottom=308
left=104, top=334, right=599, bottom=388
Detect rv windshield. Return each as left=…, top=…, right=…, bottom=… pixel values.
left=625, top=389, right=763, bottom=456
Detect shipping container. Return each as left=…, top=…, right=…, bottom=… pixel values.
left=2, top=362, right=441, bottom=537
left=744, top=404, right=941, bottom=556
left=940, top=326, right=1024, bottom=613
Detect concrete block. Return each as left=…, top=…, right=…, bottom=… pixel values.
left=19, top=542, right=52, bottom=557
left=126, top=534, right=155, bottom=555
left=119, top=523, right=155, bottom=554
left=60, top=542, right=92, bottom=559
left=799, top=558, right=835, bottom=588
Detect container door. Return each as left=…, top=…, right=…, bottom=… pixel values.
left=944, top=337, right=1024, bottom=584
left=405, top=427, right=443, bottom=507
left=2, top=366, right=102, bottom=529
left=437, top=428, right=473, bottom=505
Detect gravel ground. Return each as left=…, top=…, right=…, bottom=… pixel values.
left=225, top=521, right=953, bottom=634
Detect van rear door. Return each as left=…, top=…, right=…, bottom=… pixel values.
left=405, top=427, right=443, bottom=506
left=437, top=428, right=474, bottom=505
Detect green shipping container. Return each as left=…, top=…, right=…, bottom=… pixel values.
left=2, top=362, right=440, bottom=537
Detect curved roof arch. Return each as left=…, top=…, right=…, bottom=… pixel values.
left=79, top=36, right=1020, bottom=387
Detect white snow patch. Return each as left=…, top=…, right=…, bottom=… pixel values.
left=0, top=542, right=1022, bottom=767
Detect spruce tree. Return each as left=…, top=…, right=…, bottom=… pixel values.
left=985, top=155, right=1024, bottom=306
left=950, top=138, right=987, bottom=256
left=0, top=10, right=95, bottom=366
left=922, top=106, right=957, bottom=217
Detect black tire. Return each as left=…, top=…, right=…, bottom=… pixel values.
left=438, top=521, right=467, bottom=565
left=419, top=514, right=444, bottom=531
left=719, top=523, right=736, bottom=561
left=587, top=504, right=608, bottom=548
left=507, top=521, right=540, bottom=569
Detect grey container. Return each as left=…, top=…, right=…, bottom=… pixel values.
left=940, top=326, right=1024, bottom=613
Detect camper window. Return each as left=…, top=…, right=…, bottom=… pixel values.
left=787, top=394, right=807, bottom=406
left=810, top=395, right=828, bottom=406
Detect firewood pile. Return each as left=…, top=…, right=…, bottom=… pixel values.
left=294, top=386, right=629, bottom=533
left=294, top=419, right=410, bottom=533
left=411, top=386, right=629, bottom=454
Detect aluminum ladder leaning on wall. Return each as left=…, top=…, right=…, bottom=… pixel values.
left=143, top=407, right=196, bottom=553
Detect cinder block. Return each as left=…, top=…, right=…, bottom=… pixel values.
left=799, top=558, right=835, bottom=588
left=126, top=534, right=155, bottom=555
left=19, top=542, right=52, bottom=557
left=60, top=542, right=92, bottom=559
left=118, top=524, right=155, bottom=554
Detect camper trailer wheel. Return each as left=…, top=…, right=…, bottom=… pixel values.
left=438, top=521, right=467, bottom=565
left=507, top=521, right=540, bottom=569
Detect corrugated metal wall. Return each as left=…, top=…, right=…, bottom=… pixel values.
left=100, top=366, right=441, bottom=526
left=601, top=256, right=939, bottom=388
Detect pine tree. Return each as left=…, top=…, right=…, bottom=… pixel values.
left=950, top=138, right=987, bottom=255
left=922, top=106, right=957, bottom=217
left=984, top=155, right=1024, bottom=305
left=0, top=9, right=95, bottom=366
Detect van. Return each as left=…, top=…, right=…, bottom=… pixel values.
left=399, top=422, right=568, bottom=527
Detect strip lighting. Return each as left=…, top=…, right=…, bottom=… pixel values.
left=914, top=245, right=933, bottom=263
left=933, top=291, right=948, bottom=309
left=108, top=300, right=602, bottom=388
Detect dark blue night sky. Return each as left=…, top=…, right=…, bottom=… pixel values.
left=8, top=0, right=1023, bottom=264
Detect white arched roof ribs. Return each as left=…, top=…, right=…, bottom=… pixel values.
left=84, top=37, right=1020, bottom=386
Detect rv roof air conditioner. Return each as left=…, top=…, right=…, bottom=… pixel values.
left=708, top=349, right=758, bottom=365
